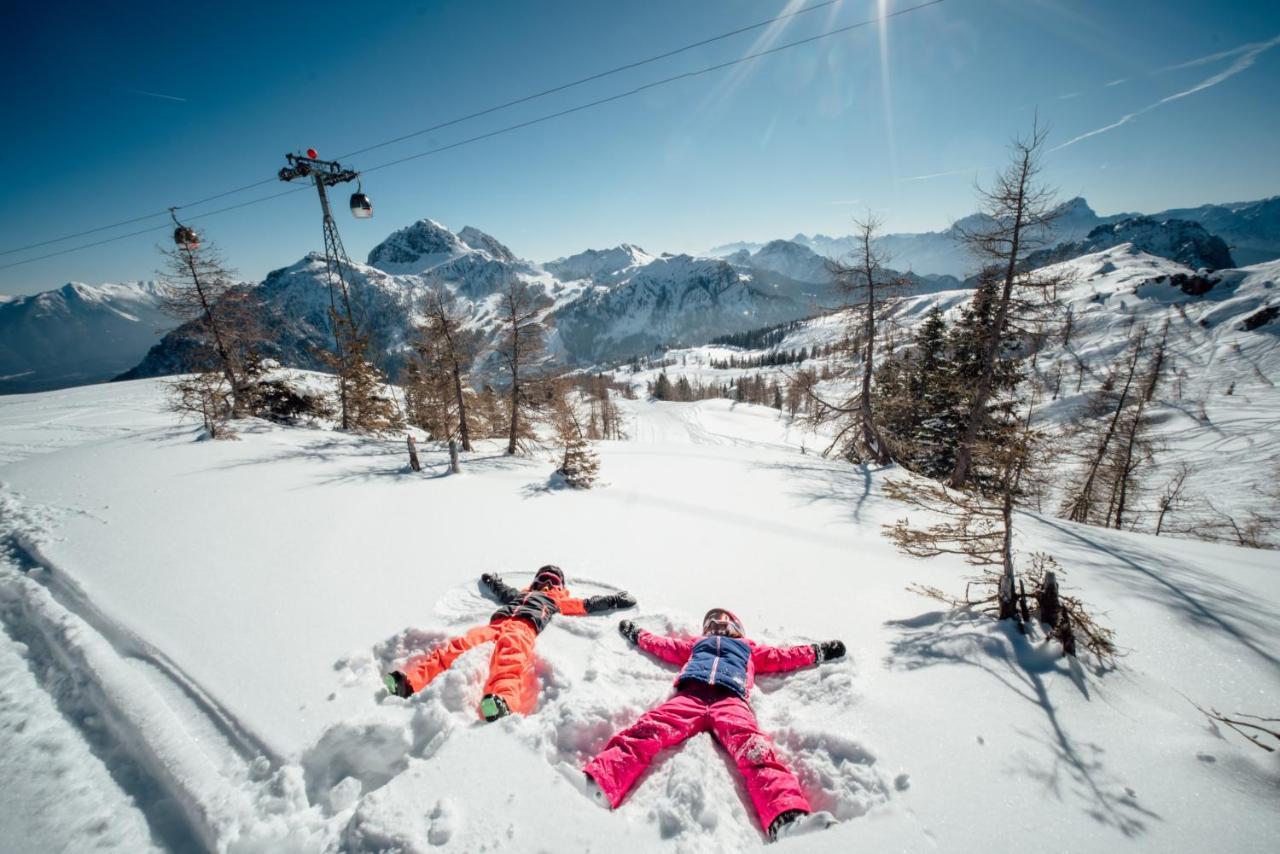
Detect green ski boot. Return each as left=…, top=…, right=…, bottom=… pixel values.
left=383, top=671, right=413, bottom=698
left=480, top=694, right=511, bottom=722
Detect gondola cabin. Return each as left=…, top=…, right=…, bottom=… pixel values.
left=350, top=192, right=373, bottom=219
left=173, top=225, right=199, bottom=250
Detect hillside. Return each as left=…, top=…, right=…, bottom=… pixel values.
left=0, top=377, right=1276, bottom=852
left=623, top=245, right=1280, bottom=547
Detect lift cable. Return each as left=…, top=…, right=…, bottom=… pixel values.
left=0, top=0, right=944, bottom=273
left=0, top=0, right=848, bottom=259
left=359, top=1, right=943, bottom=180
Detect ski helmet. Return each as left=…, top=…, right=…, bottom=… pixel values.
left=703, top=608, right=744, bottom=638
left=532, top=565, right=565, bottom=590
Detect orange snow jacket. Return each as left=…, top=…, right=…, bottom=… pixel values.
left=485, top=576, right=593, bottom=633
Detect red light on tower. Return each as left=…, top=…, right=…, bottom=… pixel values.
left=306, top=148, right=318, bottom=159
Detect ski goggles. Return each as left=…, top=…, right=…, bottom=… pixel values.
left=703, top=608, right=744, bottom=638
left=533, top=567, right=565, bottom=589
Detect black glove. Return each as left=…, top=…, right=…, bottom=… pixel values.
left=812, top=640, right=846, bottom=663
left=583, top=592, right=638, bottom=613
left=480, top=572, right=499, bottom=590
left=619, top=620, right=641, bottom=644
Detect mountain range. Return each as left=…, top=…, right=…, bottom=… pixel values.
left=708, top=196, right=1280, bottom=275
left=3, top=194, right=1278, bottom=394
left=0, top=281, right=170, bottom=394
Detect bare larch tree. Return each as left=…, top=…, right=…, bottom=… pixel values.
left=413, top=286, right=479, bottom=451
left=158, top=240, right=261, bottom=418
left=497, top=277, right=549, bottom=455
left=949, top=121, right=1070, bottom=489
left=799, top=215, right=898, bottom=463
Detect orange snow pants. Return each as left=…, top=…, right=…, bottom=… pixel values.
left=400, top=617, right=540, bottom=716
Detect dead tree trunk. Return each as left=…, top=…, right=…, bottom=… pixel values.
left=1065, top=332, right=1145, bottom=523
left=449, top=439, right=460, bottom=474
left=406, top=434, right=421, bottom=472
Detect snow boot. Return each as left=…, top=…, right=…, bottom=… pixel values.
left=768, top=809, right=837, bottom=842
left=383, top=671, right=414, bottom=698
left=555, top=761, right=609, bottom=809
left=480, top=694, right=511, bottom=722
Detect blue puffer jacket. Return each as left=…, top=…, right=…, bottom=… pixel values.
left=676, top=636, right=753, bottom=698
left=637, top=630, right=817, bottom=700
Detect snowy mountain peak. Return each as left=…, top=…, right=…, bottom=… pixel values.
left=366, top=218, right=468, bottom=271
left=544, top=244, right=656, bottom=285
left=1054, top=196, right=1097, bottom=219
left=747, top=240, right=830, bottom=283
left=457, top=226, right=516, bottom=263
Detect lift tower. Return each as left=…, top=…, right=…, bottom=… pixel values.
left=278, top=149, right=363, bottom=428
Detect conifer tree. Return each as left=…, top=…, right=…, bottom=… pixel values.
left=552, top=383, right=601, bottom=488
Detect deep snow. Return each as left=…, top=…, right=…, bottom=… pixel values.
left=0, top=373, right=1277, bottom=853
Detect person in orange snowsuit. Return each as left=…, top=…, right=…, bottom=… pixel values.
left=384, top=565, right=636, bottom=721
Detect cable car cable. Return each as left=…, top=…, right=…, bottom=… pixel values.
left=0, top=0, right=849, bottom=259
left=333, top=0, right=847, bottom=161
left=0, top=186, right=311, bottom=272
left=358, top=1, right=943, bottom=179
left=0, top=0, right=944, bottom=273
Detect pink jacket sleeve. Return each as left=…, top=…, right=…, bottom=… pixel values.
left=750, top=641, right=817, bottom=673
left=637, top=632, right=696, bottom=666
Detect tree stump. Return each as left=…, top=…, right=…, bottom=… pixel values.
left=998, top=572, right=1017, bottom=621
left=406, top=435, right=421, bottom=472
left=449, top=439, right=460, bottom=474
left=1037, top=571, right=1062, bottom=629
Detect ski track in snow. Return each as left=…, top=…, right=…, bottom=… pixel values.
left=1, top=259, right=1279, bottom=854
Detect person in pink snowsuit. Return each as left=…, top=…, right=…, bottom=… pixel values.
left=582, top=608, right=846, bottom=841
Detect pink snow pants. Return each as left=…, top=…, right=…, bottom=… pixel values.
left=584, top=683, right=810, bottom=831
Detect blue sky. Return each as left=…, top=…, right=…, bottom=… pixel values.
left=2, top=0, right=1278, bottom=296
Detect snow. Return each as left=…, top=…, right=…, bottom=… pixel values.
left=0, top=366, right=1277, bottom=852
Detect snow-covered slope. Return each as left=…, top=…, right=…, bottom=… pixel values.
left=0, top=281, right=175, bottom=394
left=631, top=244, right=1280, bottom=547
left=0, top=377, right=1276, bottom=852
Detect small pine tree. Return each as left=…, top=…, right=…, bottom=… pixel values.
left=552, top=384, right=601, bottom=488
left=342, top=355, right=404, bottom=434
left=653, top=372, right=673, bottom=401
left=560, top=434, right=601, bottom=488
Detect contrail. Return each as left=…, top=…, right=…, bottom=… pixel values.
left=899, top=167, right=975, bottom=182
left=1052, top=34, right=1279, bottom=151
left=124, top=88, right=188, bottom=102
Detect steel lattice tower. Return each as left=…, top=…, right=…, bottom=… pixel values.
left=278, top=151, right=363, bottom=427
